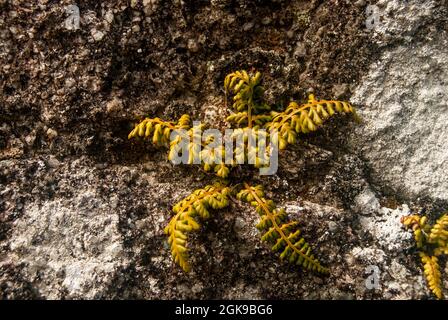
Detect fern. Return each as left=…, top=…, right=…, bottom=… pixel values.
left=429, top=214, right=448, bottom=249
left=130, top=71, right=357, bottom=179
left=237, top=183, right=328, bottom=274
left=402, top=213, right=448, bottom=299
left=164, top=184, right=231, bottom=272
left=128, top=114, right=191, bottom=146
left=129, top=69, right=358, bottom=275
left=401, top=215, right=431, bottom=249
left=420, top=252, right=443, bottom=300
left=224, top=70, right=270, bottom=128
left=265, top=94, right=359, bottom=150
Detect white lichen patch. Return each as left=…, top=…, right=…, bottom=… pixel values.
left=359, top=205, right=412, bottom=252
left=352, top=187, right=381, bottom=216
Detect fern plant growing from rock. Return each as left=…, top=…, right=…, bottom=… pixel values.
left=401, top=213, right=448, bottom=299
left=128, top=70, right=357, bottom=274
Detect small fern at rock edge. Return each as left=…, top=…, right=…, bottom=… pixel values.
left=402, top=213, right=448, bottom=299
left=429, top=214, right=448, bottom=250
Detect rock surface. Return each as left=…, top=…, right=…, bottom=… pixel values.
left=350, top=0, right=448, bottom=202
left=1, top=0, right=447, bottom=299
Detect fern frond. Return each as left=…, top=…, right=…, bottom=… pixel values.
left=129, top=116, right=231, bottom=178
left=237, top=183, right=328, bottom=274
left=429, top=213, right=448, bottom=249
left=401, top=215, right=430, bottom=249
left=402, top=213, right=447, bottom=299
left=224, top=70, right=261, bottom=97
left=164, top=184, right=231, bottom=272
left=420, top=252, right=443, bottom=299
left=264, top=94, right=357, bottom=150
left=224, top=70, right=270, bottom=128
left=128, top=114, right=191, bottom=146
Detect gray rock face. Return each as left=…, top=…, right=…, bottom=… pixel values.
left=1, top=0, right=447, bottom=299
left=350, top=0, right=448, bottom=201
left=9, top=189, right=125, bottom=299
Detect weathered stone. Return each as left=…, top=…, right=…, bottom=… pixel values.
left=0, top=0, right=445, bottom=300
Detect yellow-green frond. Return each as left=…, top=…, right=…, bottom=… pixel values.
left=237, top=183, right=328, bottom=274
left=264, top=95, right=357, bottom=150
left=420, top=252, right=443, bottom=299
left=128, top=114, right=192, bottom=147
left=401, top=215, right=429, bottom=249
left=224, top=70, right=268, bottom=115
left=429, top=213, right=448, bottom=249
left=402, top=213, right=447, bottom=299
left=164, top=184, right=231, bottom=272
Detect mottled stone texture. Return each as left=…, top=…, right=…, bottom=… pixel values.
left=0, top=0, right=447, bottom=299
left=350, top=0, right=448, bottom=202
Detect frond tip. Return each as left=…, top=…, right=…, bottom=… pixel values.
left=401, top=215, right=430, bottom=249
left=224, top=70, right=270, bottom=128
left=164, top=184, right=231, bottom=272
left=237, top=183, right=328, bottom=274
